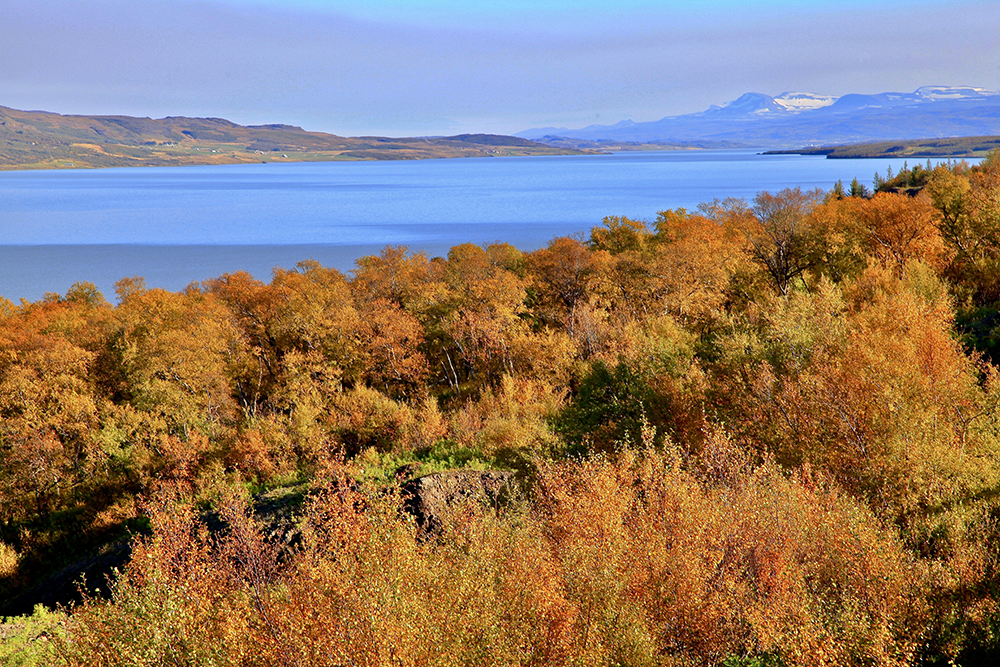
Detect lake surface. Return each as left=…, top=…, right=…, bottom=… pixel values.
left=0, top=150, right=960, bottom=302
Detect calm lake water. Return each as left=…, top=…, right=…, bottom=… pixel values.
left=0, top=150, right=960, bottom=302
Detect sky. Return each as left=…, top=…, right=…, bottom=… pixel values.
left=3, top=0, right=998, bottom=137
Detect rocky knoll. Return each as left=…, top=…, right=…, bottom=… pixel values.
left=401, top=469, right=517, bottom=535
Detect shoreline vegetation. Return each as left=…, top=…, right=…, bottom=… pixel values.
left=4, top=149, right=1000, bottom=664
left=765, top=135, right=1000, bottom=159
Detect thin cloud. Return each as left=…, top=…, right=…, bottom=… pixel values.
left=2, top=0, right=996, bottom=135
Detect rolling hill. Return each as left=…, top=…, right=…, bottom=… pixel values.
left=0, top=106, right=590, bottom=170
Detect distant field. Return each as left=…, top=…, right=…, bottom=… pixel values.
left=765, top=135, right=1000, bottom=159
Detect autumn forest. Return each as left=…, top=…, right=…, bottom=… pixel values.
left=4, top=154, right=1000, bottom=665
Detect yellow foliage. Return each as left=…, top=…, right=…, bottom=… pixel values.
left=64, top=450, right=928, bottom=666
left=450, top=375, right=564, bottom=458
left=0, top=540, right=19, bottom=579
left=713, top=264, right=1000, bottom=517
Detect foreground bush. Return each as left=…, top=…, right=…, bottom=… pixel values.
left=61, top=445, right=928, bottom=666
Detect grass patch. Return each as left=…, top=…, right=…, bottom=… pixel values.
left=0, top=605, right=68, bottom=667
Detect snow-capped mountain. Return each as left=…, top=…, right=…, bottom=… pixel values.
left=703, top=92, right=838, bottom=116
left=517, top=87, right=1000, bottom=148
left=704, top=92, right=787, bottom=116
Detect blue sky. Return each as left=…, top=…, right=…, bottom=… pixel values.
left=3, top=0, right=997, bottom=136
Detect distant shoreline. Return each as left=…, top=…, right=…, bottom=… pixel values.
left=0, top=104, right=596, bottom=171
left=763, top=135, right=1000, bottom=160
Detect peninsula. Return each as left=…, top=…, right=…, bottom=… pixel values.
left=763, top=135, right=1000, bottom=159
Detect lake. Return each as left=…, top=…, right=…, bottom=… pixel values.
left=0, top=150, right=958, bottom=302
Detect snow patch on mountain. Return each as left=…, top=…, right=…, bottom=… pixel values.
left=773, top=92, right=838, bottom=112
left=915, top=86, right=1000, bottom=100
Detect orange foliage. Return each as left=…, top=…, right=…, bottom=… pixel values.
left=712, top=265, right=996, bottom=515
left=651, top=208, right=742, bottom=322
left=64, top=448, right=927, bottom=667
left=526, top=236, right=602, bottom=328
left=851, top=193, right=946, bottom=273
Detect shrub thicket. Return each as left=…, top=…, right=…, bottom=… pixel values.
left=3, top=156, right=1000, bottom=663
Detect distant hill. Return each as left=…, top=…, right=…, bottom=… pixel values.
left=518, top=86, right=1000, bottom=149
left=764, top=136, right=1000, bottom=159
left=0, top=107, right=590, bottom=170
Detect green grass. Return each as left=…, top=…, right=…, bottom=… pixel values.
left=0, top=605, right=68, bottom=667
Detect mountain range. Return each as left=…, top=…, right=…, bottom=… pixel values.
left=518, top=86, right=1000, bottom=149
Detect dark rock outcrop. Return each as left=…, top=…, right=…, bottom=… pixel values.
left=0, top=538, right=133, bottom=617
left=401, top=470, right=516, bottom=534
